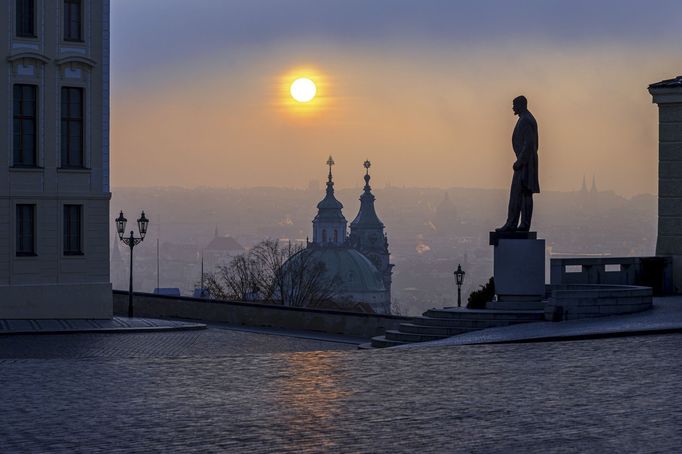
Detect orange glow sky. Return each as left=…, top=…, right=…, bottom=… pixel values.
left=110, top=1, right=682, bottom=196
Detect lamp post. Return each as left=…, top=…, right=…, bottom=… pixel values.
left=115, top=210, right=149, bottom=318
left=454, top=264, right=465, bottom=307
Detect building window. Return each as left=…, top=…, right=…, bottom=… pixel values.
left=64, top=0, right=82, bottom=42
left=63, top=205, right=83, bottom=255
left=61, top=87, right=84, bottom=168
left=322, top=229, right=327, bottom=243
left=334, top=230, right=338, bottom=243
left=16, top=0, right=35, bottom=38
left=16, top=205, right=36, bottom=256
left=13, top=84, right=37, bottom=167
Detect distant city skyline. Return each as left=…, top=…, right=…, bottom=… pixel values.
left=110, top=1, right=682, bottom=195
left=110, top=173, right=636, bottom=197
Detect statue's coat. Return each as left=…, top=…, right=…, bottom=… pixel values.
left=512, top=111, right=540, bottom=194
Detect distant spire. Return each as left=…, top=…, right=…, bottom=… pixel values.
left=591, top=175, right=598, bottom=193
left=581, top=175, right=587, bottom=193
left=111, top=233, right=122, bottom=262
left=351, top=159, right=384, bottom=230
left=312, top=156, right=347, bottom=245
left=321, top=155, right=340, bottom=201
left=214, top=226, right=219, bottom=238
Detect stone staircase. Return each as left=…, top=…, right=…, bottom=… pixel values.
left=363, top=307, right=545, bottom=348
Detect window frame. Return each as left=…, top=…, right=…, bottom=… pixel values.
left=13, top=84, right=38, bottom=168
left=63, top=0, right=83, bottom=42
left=16, top=204, right=36, bottom=257
left=16, top=0, right=36, bottom=39
left=61, top=86, right=85, bottom=169
left=63, top=204, right=83, bottom=256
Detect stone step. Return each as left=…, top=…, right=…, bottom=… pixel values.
left=398, top=323, right=472, bottom=336
left=413, top=316, right=538, bottom=329
left=485, top=300, right=547, bottom=311
left=367, top=308, right=547, bottom=348
left=370, top=335, right=411, bottom=348
left=423, top=308, right=545, bottom=321
left=385, top=330, right=449, bottom=343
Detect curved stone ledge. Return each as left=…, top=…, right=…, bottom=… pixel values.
left=546, top=284, right=653, bottom=321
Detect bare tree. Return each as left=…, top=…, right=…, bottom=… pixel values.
left=201, top=239, right=337, bottom=307
left=275, top=247, right=338, bottom=307
left=202, top=253, right=259, bottom=300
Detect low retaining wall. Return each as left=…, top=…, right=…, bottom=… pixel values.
left=113, top=291, right=411, bottom=339
left=545, top=285, right=653, bottom=321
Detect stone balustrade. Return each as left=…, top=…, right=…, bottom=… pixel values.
left=550, top=256, right=673, bottom=295
left=545, top=284, right=653, bottom=321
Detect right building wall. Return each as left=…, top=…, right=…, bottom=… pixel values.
left=649, top=76, right=682, bottom=294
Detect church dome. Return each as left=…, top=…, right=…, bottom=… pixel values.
left=286, top=246, right=386, bottom=294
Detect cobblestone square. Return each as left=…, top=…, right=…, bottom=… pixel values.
left=0, top=328, right=681, bottom=452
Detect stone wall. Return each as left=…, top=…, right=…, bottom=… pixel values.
left=545, top=285, right=653, bottom=321
left=113, top=291, right=410, bottom=339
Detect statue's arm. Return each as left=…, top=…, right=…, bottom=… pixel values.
left=514, top=120, right=534, bottom=170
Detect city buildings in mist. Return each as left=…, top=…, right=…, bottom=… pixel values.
left=111, top=183, right=656, bottom=316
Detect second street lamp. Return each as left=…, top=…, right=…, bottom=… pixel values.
left=454, top=264, right=465, bottom=308
left=115, top=210, right=149, bottom=318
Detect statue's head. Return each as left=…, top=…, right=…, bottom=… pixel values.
left=513, top=95, right=528, bottom=115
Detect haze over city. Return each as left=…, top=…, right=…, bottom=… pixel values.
left=110, top=0, right=682, bottom=196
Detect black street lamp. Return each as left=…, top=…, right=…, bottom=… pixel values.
left=115, top=210, right=149, bottom=318
left=454, top=264, right=465, bottom=308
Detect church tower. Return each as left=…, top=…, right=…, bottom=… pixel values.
left=349, top=161, right=393, bottom=298
left=580, top=175, right=588, bottom=193
left=312, top=156, right=347, bottom=246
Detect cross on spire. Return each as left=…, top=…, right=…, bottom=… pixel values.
left=327, top=155, right=335, bottom=182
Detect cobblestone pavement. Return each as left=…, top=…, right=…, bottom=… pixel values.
left=0, top=327, right=353, bottom=358
left=1, top=329, right=681, bottom=452
left=0, top=317, right=206, bottom=334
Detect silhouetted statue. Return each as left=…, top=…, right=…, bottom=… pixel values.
left=496, top=95, right=540, bottom=232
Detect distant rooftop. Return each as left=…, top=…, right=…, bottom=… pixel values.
left=649, top=76, right=682, bottom=89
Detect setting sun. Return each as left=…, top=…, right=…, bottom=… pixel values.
left=290, top=77, right=317, bottom=102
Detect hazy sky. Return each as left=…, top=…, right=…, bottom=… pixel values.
left=110, top=1, right=682, bottom=196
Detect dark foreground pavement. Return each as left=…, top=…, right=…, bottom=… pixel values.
left=0, top=327, right=680, bottom=452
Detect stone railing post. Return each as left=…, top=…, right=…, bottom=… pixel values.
left=649, top=76, right=682, bottom=293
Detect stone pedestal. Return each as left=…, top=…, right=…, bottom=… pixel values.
left=489, top=232, right=545, bottom=303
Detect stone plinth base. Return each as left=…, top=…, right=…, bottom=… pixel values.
left=490, top=231, right=545, bottom=302
left=489, top=231, right=537, bottom=246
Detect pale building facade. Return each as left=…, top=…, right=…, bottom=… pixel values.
left=0, top=0, right=111, bottom=318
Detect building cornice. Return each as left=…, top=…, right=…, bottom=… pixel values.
left=649, top=77, right=682, bottom=104
left=55, top=55, right=97, bottom=68
left=7, top=51, right=51, bottom=64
